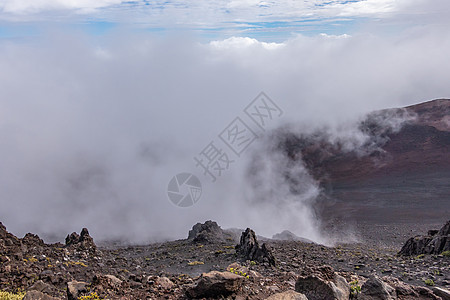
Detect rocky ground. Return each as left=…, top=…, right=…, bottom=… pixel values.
left=1, top=220, right=450, bottom=300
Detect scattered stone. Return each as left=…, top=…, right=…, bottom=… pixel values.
left=186, top=271, right=245, bottom=298
left=236, top=228, right=276, bottom=266
left=67, top=280, right=88, bottom=300
left=156, top=276, right=174, bottom=290
left=266, top=290, right=308, bottom=300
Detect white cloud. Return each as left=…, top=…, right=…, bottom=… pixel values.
left=1, top=0, right=122, bottom=14
left=0, top=27, right=449, bottom=243
left=210, top=36, right=284, bottom=50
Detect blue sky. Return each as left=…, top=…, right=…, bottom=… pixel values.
left=1, top=0, right=447, bottom=41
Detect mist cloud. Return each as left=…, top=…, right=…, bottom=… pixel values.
left=0, top=26, right=449, bottom=244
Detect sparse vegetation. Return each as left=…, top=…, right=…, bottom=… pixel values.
left=78, top=292, right=103, bottom=300
left=424, top=279, right=435, bottom=286
left=229, top=267, right=250, bottom=279
left=441, top=250, right=450, bottom=257
left=0, top=290, right=25, bottom=300
left=349, top=280, right=361, bottom=298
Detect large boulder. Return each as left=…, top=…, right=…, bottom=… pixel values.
left=295, top=265, right=349, bottom=300
left=359, top=275, right=396, bottom=300
left=186, top=271, right=245, bottom=298
left=23, top=290, right=59, bottom=300
left=382, top=276, right=442, bottom=299
left=399, top=220, right=450, bottom=255
left=188, top=220, right=235, bottom=244
left=236, top=228, right=276, bottom=266
left=266, top=290, right=308, bottom=300
left=67, top=280, right=88, bottom=300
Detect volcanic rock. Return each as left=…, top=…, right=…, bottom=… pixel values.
left=432, top=287, right=450, bottom=300
left=272, top=230, right=313, bottom=243
left=67, top=280, right=88, bottom=300
left=186, top=270, right=244, bottom=298
left=236, top=228, right=276, bottom=266
left=382, top=276, right=442, bottom=299
left=188, top=220, right=235, bottom=244
left=266, top=290, right=308, bottom=300
left=295, top=265, right=350, bottom=300
left=399, top=220, right=450, bottom=255
left=23, top=290, right=59, bottom=300
left=65, top=228, right=97, bottom=253
left=359, top=275, right=396, bottom=300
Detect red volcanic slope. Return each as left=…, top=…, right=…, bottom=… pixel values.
left=309, top=99, right=450, bottom=185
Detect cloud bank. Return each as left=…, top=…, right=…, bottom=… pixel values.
left=0, top=26, right=449, bottom=244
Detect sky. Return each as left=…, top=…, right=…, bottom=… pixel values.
left=0, top=0, right=449, bottom=40
left=0, top=0, right=450, bottom=244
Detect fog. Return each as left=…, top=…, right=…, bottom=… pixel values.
left=0, top=26, right=449, bottom=244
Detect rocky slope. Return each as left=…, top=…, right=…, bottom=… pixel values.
left=276, top=99, right=450, bottom=224
left=1, top=220, right=450, bottom=299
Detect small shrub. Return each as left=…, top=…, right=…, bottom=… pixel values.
left=349, top=280, right=361, bottom=298
left=441, top=250, right=450, bottom=257
left=0, top=290, right=25, bottom=300
left=228, top=268, right=249, bottom=279
left=424, top=279, right=434, bottom=286
left=78, top=292, right=103, bottom=300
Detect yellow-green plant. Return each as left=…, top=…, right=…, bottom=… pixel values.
left=0, top=290, right=25, bottom=300
left=228, top=267, right=250, bottom=279
left=424, top=279, right=434, bottom=286
left=349, top=280, right=361, bottom=298
left=441, top=250, right=450, bottom=257
left=78, top=292, right=103, bottom=300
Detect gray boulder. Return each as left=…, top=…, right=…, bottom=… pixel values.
left=266, top=290, right=308, bottom=300
left=23, top=291, right=59, bottom=300
left=359, top=275, right=396, bottom=300
left=67, top=280, right=87, bottom=300
left=186, top=271, right=244, bottom=298
left=295, top=265, right=349, bottom=300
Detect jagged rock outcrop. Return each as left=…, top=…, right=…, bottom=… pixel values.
left=65, top=228, right=97, bottom=253
left=236, top=228, right=276, bottom=266
left=399, top=220, right=450, bottom=255
left=295, top=265, right=350, bottom=300
left=186, top=271, right=245, bottom=298
left=188, top=220, right=236, bottom=244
